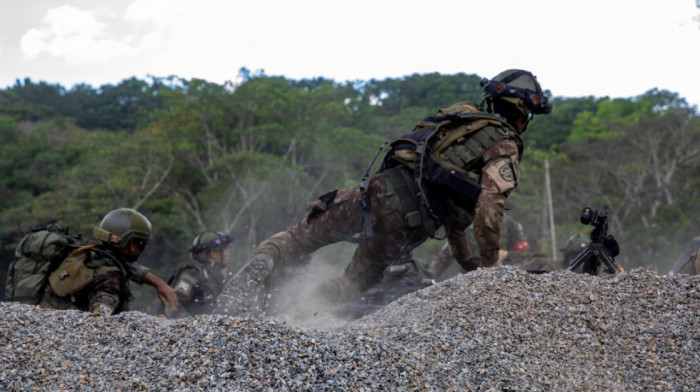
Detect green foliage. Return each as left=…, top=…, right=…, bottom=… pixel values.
left=1, top=73, right=698, bottom=309
left=527, top=96, right=599, bottom=148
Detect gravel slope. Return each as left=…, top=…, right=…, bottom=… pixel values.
left=1, top=267, right=697, bottom=391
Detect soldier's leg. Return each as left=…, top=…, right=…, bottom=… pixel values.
left=427, top=242, right=453, bottom=278
left=319, top=169, right=429, bottom=303
left=214, top=187, right=366, bottom=316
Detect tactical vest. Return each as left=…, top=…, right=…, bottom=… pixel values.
left=169, top=262, right=226, bottom=315
left=362, top=102, right=522, bottom=238
left=384, top=102, right=523, bottom=177
left=42, top=246, right=130, bottom=309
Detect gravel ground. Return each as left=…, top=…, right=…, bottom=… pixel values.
left=1, top=266, right=698, bottom=391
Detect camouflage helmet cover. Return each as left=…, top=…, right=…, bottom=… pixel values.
left=480, top=69, right=552, bottom=115
left=189, top=231, right=234, bottom=258
left=93, top=208, right=152, bottom=249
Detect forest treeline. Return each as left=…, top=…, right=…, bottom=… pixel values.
left=1, top=70, right=698, bottom=308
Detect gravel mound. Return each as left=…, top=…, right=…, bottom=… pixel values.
left=1, top=267, right=698, bottom=391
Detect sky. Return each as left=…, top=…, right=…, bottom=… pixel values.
left=1, top=0, right=699, bottom=107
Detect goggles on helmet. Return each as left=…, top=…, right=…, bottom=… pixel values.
left=480, top=74, right=552, bottom=115
left=189, top=232, right=234, bottom=254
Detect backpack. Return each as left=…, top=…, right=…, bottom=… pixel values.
left=5, top=224, right=84, bottom=304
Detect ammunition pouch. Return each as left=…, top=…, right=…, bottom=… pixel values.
left=382, top=166, right=421, bottom=229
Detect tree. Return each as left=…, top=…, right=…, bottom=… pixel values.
left=557, top=107, right=700, bottom=267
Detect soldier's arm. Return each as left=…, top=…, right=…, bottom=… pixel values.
left=88, top=269, right=124, bottom=316
left=126, top=262, right=150, bottom=284
left=447, top=228, right=480, bottom=272
left=473, top=139, right=520, bottom=267
left=143, top=271, right=178, bottom=311
left=126, top=261, right=178, bottom=310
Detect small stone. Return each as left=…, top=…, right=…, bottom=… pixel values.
left=0, top=267, right=697, bottom=391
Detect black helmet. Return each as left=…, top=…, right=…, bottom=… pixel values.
left=189, top=231, right=234, bottom=258
left=480, top=69, right=552, bottom=115
left=93, top=208, right=152, bottom=249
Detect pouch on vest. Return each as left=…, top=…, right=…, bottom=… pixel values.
left=376, top=104, right=501, bottom=227
left=48, top=251, right=96, bottom=297
left=5, top=225, right=82, bottom=304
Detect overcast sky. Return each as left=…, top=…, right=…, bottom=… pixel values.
left=1, top=0, right=699, bottom=107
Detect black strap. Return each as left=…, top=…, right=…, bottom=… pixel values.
left=358, top=141, right=389, bottom=237
left=499, top=70, right=528, bottom=85
left=90, top=247, right=134, bottom=302
left=422, top=112, right=505, bottom=126
left=412, top=142, right=445, bottom=240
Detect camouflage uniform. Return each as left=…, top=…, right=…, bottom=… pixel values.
left=38, top=208, right=155, bottom=316
left=215, top=69, right=551, bottom=317
left=216, top=104, right=525, bottom=316
left=428, top=213, right=530, bottom=278
left=149, top=231, right=233, bottom=318
left=38, top=244, right=151, bottom=315
left=155, top=262, right=227, bottom=317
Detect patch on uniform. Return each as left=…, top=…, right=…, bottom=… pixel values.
left=94, top=293, right=118, bottom=315
left=499, top=164, right=515, bottom=182
left=174, top=280, right=193, bottom=296
left=484, top=158, right=518, bottom=193
left=97, top=302, right=116, bottom=316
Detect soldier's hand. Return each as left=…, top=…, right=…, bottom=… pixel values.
left=143, top=271, right=179, bottom=311
left=158, top=284, right=178, bottom=311
left=497, top=250, right=509, bottom=265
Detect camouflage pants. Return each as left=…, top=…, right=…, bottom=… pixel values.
left=215, top=166, right=433, bottom=316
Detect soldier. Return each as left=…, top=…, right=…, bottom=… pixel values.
left=560, top=232, right=590, bottom=269
left=154, top=231, right=233, bottom=318
left=427, top=213, right=531, bottom=279
left=38, top=208, right=177, bottom=315
left=214, top=69, right=552, bottom=317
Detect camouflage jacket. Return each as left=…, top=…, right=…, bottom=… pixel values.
left=38, top=245, right=135, bottom=315
left=214, top=101, right=526, bottom=316
left=165, top=262, right=227, bottom=317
